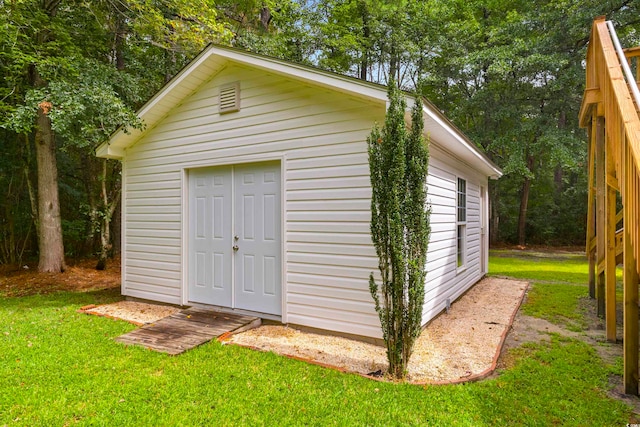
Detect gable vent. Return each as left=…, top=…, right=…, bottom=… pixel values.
left=219, top=81, right=240, bottom=114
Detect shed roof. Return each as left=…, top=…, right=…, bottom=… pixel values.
left=97, top=45, right=501, bottom=179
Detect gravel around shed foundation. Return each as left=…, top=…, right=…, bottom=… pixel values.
left=81, top=301, right=181, bottom=325
left=81, top=277, right=527, bottom=383
left=230, top=277, right=528, bottom=383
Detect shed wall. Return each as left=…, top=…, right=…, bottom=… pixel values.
left=121, top=63, right=488, bottom=338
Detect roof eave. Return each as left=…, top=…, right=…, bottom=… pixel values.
left=420, top=103, right=502, bottom=179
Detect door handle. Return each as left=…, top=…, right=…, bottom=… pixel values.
left=233, top=244, right=239, bottom=252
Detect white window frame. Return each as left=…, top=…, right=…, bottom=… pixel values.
left=456, top=177, right=467, bottom=272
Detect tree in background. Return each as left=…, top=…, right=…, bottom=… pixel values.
left=0, top=0, right=229, bottom=271
left=413, top=0, right=640, bottom=246
left=308, top=0, right=433, bottom=86
left=2, top=0, right=640, bottom=273
left=368, top=80, right=430, bottom=379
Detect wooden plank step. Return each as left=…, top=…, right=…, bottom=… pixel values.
left=171, top=310, right=251, bottom=326
left=114, top=308, right=260, bottom=355
left=116, top=332, right=211, bottom=355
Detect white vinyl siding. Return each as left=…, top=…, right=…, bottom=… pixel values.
left=421, top=147, right=487, bottom=326
left=122, top=64, right=384, bottom=337
left=120, top=62, right=489, bottom=339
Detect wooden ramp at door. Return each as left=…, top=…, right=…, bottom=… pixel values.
left=115, top=307, right=261, bottom=355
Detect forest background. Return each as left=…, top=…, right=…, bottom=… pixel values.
left=1, top=0, right=639, bottom=271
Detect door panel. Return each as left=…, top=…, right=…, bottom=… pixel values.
left=188, top=161, right=281, bottom=316
left=234, top=162, right=281, bottom=315
left=188, top=166, right=233, bottom=306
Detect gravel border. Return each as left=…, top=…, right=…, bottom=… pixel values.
left=229, top=277, right=528, bottom=383
left=79, top=277, right=528, bottom=384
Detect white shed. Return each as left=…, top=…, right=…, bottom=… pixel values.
left=97, top=45, right=502, bottom=340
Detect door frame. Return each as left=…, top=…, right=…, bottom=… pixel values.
left=181, top=154, right=286, bottom=322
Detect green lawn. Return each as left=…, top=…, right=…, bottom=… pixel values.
left=489, top=250, right=589, bottom=284
left=0, top=252, right=632, bottom=426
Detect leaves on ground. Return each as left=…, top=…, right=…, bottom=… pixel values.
left=0, top=257, right=120, bottom=297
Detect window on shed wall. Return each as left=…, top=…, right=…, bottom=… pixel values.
left=457, top=177, right=467, bottom=270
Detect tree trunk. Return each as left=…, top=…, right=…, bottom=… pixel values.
left=23, top=134, right=39, bottom=239
left=96, top=160, right=120, bottom=270
left=517, top=156, right=535, bottom=247
left=489, top=182, right=499, bottom=245
left=35, top=104, right=66, bottom=272
left=112, top=194, right=122, bottom=256
left=517, top=177, right=531, bottom=247
left=358, top=0, right=370, bottom=81
left=115, top=12, right=127, bottom=71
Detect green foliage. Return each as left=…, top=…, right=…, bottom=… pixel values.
left=368, top=81, right=430, bottom=378
left=1, top=0, right=640, bottom=263
left=0, top=288, right=630, bottom=425
left=5, top=58, right=144, bottom=147
left=127, top=0, right=231, bottom=52
left=414, top=0, right=640, bottom=245
left=309, top=0, right=435, bottom=84
left=0, top=130, right=35, bottom=264
left=0, top=1, right=233, bottom=265
left=221, top=0, right=312, bottom=61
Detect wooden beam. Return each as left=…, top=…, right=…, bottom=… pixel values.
left=589, top=250, right=596, bottom=299
left=605, top=182, right=618, bottom=342
left=596, top=116, right=606, bottom=317
left=587, top=118, right=597, bottom=298
left=624, top=46, right=640, bottom=58
left=623, top=228, right=639, bottom=394
left=606, top=120, right=619, bottom=342
left=579, top=89, right=601, bottom=128
left=606, top=173, right=619, bottom=190
left=623, top=142, right=639, bottom=395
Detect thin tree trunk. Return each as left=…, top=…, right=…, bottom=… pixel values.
left=23, top=134, right=39, bottom=240
left=96, top=160, right=121, bottom=270
left=517, top=177, right=531, bottom=247
left=35, top=103, right=66, bottom=272
left=115, top=14, right=126, bottom=71
left=112, top=194, right=121, bottom=256
left=358, top=0, right=369, bottom=81
left=489, top=183, right=499, bottom=245
left=517, top=155, right=535, bottom=247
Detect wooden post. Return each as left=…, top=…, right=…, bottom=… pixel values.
left=623, top=143, right=639, bottom=395
left=596, top=116, right=606, bottom=317
left=587, top=119, right=596, bottom=298
left=605, top=120, right=619, bottom=342
left=605, top=176, right=618, bottom=342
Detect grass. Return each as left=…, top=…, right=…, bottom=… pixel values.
left=489, top=250, right=589, bottom=284
left=522, top=283, right=589, bottom=331
left=490, top=250, right=592, bottom=331
left=0, top=251, right=633, bottom=426
left=489, top=249, right=621, bottom=330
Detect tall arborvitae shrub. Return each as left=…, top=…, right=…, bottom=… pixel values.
left=368, top=80, right=430, bottom=379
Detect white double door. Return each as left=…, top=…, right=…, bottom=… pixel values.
left=188, top=161, right=281, bottom=315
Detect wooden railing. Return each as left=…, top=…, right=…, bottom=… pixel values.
left=580, top=17, right=640, bottom=395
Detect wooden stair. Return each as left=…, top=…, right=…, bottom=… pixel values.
left=581, top=17, right=640, bottom=395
